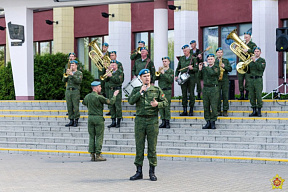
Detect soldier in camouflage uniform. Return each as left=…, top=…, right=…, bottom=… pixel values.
left=215, top=47, right=232, bottom=117
left=190, top=40, right=203, bottom=100
left=130, top=40, right=146, bottom=61
left=62, top=60, right=83, bottom=127
left=82, top=81, right=119, bottom=161
left=155, top=57, right=174, bottom=128
left=175, top=45, right=198, bottom=116
left=128, top=69, right=168, bottom=181
left=132, top=47, right=155, bottom=84
left=110, top=51, right=124, bottom=72
left=238, top=32, right=257, bottom=100
left=198, top=54, right=220, bottom=129
left=105, top=61, right=124, bottom=128
left=248, top=47, right=266, bottom=117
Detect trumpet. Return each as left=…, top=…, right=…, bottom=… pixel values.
left=155, top=67, right=164, bottom=76
left=130, top=47, right=141, bottom=55
left=100, top=68, right=114, bottom=81
left=63, top=67, right=72, bottom=78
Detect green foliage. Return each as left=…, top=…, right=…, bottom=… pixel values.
left=0, top=62, right=15, bottom=100
left=0, top=48, right=4, bottom=68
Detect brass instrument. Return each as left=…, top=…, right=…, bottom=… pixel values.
left=100, top=68, right=114, bottom=81
left=88, top=39, right=111, bottom=79
left=130, top=47, right=141, bottom=55
left=155, top=67, right=164, bottom=76
left=64, top=66, right=72, bottom=78
left=226, top=29, right=253, bottom=74
left=218, top=57, right=225, bottom=81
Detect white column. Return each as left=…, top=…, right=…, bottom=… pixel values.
left=173, top=1, right=198, bottom=97
left=154, top=7, right=168, bottom=70
left=252, top=0, right=278, bottom=92
left=4, top=6, right=34, bottom=100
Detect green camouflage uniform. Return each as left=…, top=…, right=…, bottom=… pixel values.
left=238, top=41, right=257, bottom=93
left=128, top=85, right=168, bottom=166
left=215, top=57, right=232, bottom=111
left=116, top=61, right=124, bottom=72
left=175, top=55, right=198, bottom=107
left=190, top=48, right=202, bottom=95
left=248, top=57, right=266, bottom=108
left=132, top=58, right=156, bottom=83
left=130, top=52, right=150, bottom=61
left=106, top=69, right=124, bottom=119
left=155, top=68, right=174, bottom=120
left=62, top=70, right=83, bottom=120
left=82, top=92, right=116, bottom=154
left=100, top=51, right=111, bottom=96
left=198, top=64, right=220, bottom=122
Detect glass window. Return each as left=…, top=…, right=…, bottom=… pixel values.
left=221, top=26, right=237, bottom=75
left=104, top=35, right=109, bottom=45
left=90, top=37, right=103, bottom=79
left=0, top=45, right=5, bottom=67
left=203, top=26, right=218, bottom=59
left=284, top=20, right=288, bottom=75
left=168, top=30, right=174, bottom=69
left=40, top=42, right=50, bottom=55
left=239, top=23, right=252, bottom=41
left=33, top=42, right=38, bottom=55
left=77, top=37, right=90, bottom=71
left=150, top=32, right=154, bottom=61
left=135, top=32, right=149, bottom=49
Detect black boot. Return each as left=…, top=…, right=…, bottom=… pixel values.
left=249, top=107, right=257, bottom=117
left=159, top=119, right=166, bottom=128
left=73, top=119, right=79, bottom=127
left=211, top=121, right=216, bottom=129
left=244, top=91, right=249, bottom=100
left=108, top=118, right=116, bottom=128
left=149, top=165, right=157, bottom=181
left=106, top=111, right=111, bottom=115
left=189, top=107, right=193, bottom=116
left=165, top=120, right=170, bottom=129
left=180, top=107, right=188, bottom=116
left=130, top=166, right=143, bottom=180
left=65, top=119, right=74, bottom=127
left=116, top=118, right=121, bottom=128
left=257, top=108, right=262, bottom=117
left=202, top=121, right=211, bottom=129
left=197, top=93, right=201, bottom=100
left=238, top=92, right=244, bottom=100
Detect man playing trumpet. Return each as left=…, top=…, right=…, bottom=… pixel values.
left=215, top=47, right=232, bottom=117
left=155, top=57, right=174, bottom=128
left=198, top=54, right=220, bottom=129
left=130, top=40, right=146, bottom=61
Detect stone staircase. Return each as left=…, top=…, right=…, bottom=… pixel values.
left=0, top=100, right=288, bottom=164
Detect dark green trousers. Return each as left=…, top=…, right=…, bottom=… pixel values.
left=88, top=116, right=105, bottom=155
left=180, top=74, right=196, bottom=108
left=238, top=73, right=249, bottom=92
left=249, top=78, right=263, bottom=108
left=134, top=116, right=159, bottom=167
left=109, top=89, right=122, bottom=119
left=65, top=89, right=80, bottom=119
left=195, top=75, right=202, bottom=94
left=218, top=80, right=229, bottom=111
left=159, top=90, right=172, bottom=120
left=203, top=86, right=219, bottom=121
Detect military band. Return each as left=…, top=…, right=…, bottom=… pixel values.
left=130, top=40, right=146, bottom=61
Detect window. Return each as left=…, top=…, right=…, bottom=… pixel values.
left=77, top=36, right=108, bottom=79
left=0, top=45, right=5, bottom=67
left=203, top=23, right=252, bottom=76
left=284, top=20, right=288, bottom=76
left=33, top=41, right=53, bottom=55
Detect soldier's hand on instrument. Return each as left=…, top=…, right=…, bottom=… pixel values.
left=114, top=90, right=119, bottom=96
left=197, top=54, right=202, bottom=59
left=221, top=63, right=225, bottom=68
left=252, top=56, right=256, bottom=62
left=150, top=98, right=158, bottom=107
left=107, top=72, right=112, bottom=77
left=243, top=49, right=248, bottom=53
left=188, top=65, right=193, bottom=70
left=69, top=71, right=73, bottom=76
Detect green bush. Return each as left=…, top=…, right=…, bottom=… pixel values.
left=0, top=53, right=94, bottom=100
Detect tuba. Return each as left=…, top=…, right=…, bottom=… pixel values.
left=226, top=29, right=253, bottom=74
left=88, top=39, right=111, bottom=73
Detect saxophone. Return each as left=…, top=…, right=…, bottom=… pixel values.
left=218, top=57, right=225, bottom=81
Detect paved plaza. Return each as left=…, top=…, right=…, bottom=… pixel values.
left=1, top=153, right=288, bottom=192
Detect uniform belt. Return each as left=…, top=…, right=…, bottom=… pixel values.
left=137, top=115, right=155, bottom=118
left=162, top=88, right=171, bottom=90
left=111, top=86, right=122, bottom=90
left=204, top=84, right=217, bottom=87
left=250, top=76, right=262, bottom=79
left=67, top=88, right=77, bottom=91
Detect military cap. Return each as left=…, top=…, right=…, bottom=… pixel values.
left=216, top=47, right=223, bottom=52
left=140, top=47, right=148, bottom=51
left=68, top=52, right=76, bottom=56
left=110, top=60, right=117, bottom=63
left=110, top=51, right=117, bottom=54
left=253, top=47, right=261, bottom=52
left=138, top=40, right=145, bottom=45
left=70, top=60, right=78, bottom=65
left=102, top=42, right=109, bottom=47
left=138, top=69, right=150, bottom=76
left=182, top=45, right=189, bottom=49
left=162, top=56, right=171, bottom=61
left=91, top=81, right=101, bottom=87
left=190, top=40, right=196, bottom=44
left=207, top=54, right=215, bottom=58
left=244, top=31, right=252, bottom=36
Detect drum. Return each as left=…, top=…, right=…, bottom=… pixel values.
left=176, top=72, right=190, bottom=85
left=123, top=76, right=143, bottom=96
